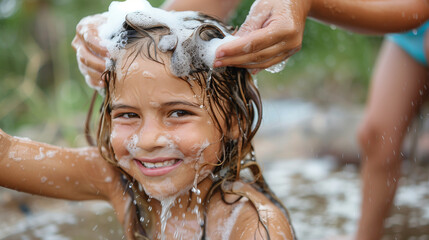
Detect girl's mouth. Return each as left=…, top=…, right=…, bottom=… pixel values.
left=141, top=159, right=180, bottom=168
left=135, top=158, right=183, bottom=176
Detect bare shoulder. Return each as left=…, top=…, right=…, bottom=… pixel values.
left=207, top=181, right=294, bottom=240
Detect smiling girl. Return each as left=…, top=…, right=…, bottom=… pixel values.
left=0, top=2, right=294, bottom=239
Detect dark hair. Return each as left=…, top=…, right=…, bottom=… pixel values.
left=86, top=12, right=294, bottom=240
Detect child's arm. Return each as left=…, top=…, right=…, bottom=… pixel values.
left=215, top=0, right=429, bottom=69
left=309, top=0, right=429, bottom=34
left=0, top=129, right=120, bottom=201
left=161, top=0, right=242, bottom=21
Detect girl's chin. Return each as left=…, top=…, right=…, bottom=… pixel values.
left=141, top=183, right=192, bottom=201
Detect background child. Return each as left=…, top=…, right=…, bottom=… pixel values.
left=0, top=2, right=294, bottom=239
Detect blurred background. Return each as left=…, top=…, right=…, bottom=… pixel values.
left=0, top=0, right=380, bottom=143
left=1, top=0, right=429, bottom=239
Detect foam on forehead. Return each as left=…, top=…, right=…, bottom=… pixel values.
left=97, top=0, right=236, bottom=79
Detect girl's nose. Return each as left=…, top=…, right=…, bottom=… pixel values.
left=136, top=117, right=166, bottom=151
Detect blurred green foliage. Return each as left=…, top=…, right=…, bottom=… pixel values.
left=0, top=0, right=381, bottom=145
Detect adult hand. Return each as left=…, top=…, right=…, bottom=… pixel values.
left=214, top=0, right=310, bottom=71
left=71, top=14, right=108, bottom=90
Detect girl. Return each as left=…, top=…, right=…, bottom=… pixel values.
left=0, top=5, right=294, bottom=240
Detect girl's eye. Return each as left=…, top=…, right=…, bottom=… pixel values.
left=169, top=110, right=192, bottom=118
left=115, top=112, right=139, bottom=119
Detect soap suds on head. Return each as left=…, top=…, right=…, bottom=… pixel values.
left=94, top=0, right=236, bottom=84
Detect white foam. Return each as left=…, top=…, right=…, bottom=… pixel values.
left=221, top=201, right=245, bottom=240
left=104, top=176, right=112, bottom=183
left=96, top=0, right=236, bottom=78
left=159, top=195, right=176, bottom=240
left=34, top=147, right=45, bottom=161
left=125, top=134, right=139, bottom=155
left=13, top=136, right=31, bottom=142
left=46, top=150, right=58, bottom=158
left=8, top=151, right=22, bottom=162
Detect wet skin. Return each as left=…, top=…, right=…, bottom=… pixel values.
left=0, top=53, right=294, bottom=240
left=110, top=55, right=223, bottom=200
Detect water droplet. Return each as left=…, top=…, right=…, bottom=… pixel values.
left=191, top=186, right=201, bottom=195
left=40, top=176, right=47, bottom=183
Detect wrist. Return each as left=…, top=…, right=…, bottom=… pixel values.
left=291, top=0, right=312, bottom=24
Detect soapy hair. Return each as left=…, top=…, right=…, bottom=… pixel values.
left=86, top=12, right=294, bottom=240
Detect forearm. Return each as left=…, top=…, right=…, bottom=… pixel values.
left=161, top=0, right=242, bottom=21
left=0, top=135, right=114, bottom=201
left=309, top=0, right=429, bottom=34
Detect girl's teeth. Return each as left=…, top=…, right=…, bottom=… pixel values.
left=143, top=159, right=177, bottom=168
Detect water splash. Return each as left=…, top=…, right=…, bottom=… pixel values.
left=265, top=60, right=288, bottom=73
left=159, top=196, right=176, bottom=240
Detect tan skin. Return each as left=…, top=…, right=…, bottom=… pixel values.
left=357, top=39, right=429, bottom=240
left=0, top=52, right=293, bottom=239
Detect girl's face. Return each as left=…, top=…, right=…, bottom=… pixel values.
left=109, top=54, right=223, bottom=200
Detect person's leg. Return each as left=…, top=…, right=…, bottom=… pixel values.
left=356, top=40, right=428, bottom=240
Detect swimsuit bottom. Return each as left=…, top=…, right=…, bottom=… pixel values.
left=387, top=21, right=429, bottom=66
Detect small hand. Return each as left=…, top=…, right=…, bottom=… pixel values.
left=214, top=0, right=309, bottom=71
left=71, top=14, right=108, bottom=90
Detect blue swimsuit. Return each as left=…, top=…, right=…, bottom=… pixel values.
left=387, top=21, right=429, bottom=66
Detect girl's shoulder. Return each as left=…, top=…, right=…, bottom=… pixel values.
left=206, top=181, right=294, bottom=239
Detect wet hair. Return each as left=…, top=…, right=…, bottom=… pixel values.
left=86, top=12, right=295, bottom=240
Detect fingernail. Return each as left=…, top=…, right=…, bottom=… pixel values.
left=213, top=61, right=222, bottom=68
left=216, top=51, right=225, bottom=58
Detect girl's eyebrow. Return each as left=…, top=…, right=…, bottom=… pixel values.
left=111, top=101, right=200, bottom=110
left=162, top=101, right=200, bottom=108
left=111, top=104, right=139, bottom=111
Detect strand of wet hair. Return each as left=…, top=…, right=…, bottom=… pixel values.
left=84, top=90, right=98, bottom=146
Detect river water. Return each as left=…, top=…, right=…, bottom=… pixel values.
left=1, top=100, right=428, bottom=239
